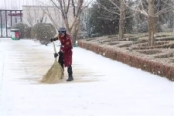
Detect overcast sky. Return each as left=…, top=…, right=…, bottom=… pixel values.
left=0, top=0, right=94, bottom=10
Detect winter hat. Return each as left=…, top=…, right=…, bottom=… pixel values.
left=58, top=27, right=66, bottom=32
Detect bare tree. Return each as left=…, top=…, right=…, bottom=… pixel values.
left=98, top=0, right=132, bottom=40
left=24, top=6, right=44, bottom=26
left=36, top=0, right=63, bottom=29
left=40, top=6, right=62, bottom=29
left=124, top=0, right=173, bottom=46
left=49, top=0, right=87, bottom=45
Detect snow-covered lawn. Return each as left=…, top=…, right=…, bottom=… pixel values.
left=0, top=38, right=174, bottom=116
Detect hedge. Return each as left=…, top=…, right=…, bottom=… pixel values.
left=78, top=40, right=174, bottom=81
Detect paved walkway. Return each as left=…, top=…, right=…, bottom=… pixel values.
left=0, top=38, right=174, bottom=116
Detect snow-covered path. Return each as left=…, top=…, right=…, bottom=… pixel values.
left=0, top=38, right=174, bottom=116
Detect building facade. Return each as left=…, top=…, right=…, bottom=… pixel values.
left=22, top=5, right=64, bottom=28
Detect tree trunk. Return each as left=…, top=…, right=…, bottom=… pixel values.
left=148, top=0, right=155, bottom=46
left=71, top=18, right=80, bottom=46
left=64, top=18, right=71, bottom=34
left=118, top=0, right=125, bottom=40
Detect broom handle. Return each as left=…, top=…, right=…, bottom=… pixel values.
left=52, top=41, right=58, bottom=61
left=52, top=41, right=57, bottom=53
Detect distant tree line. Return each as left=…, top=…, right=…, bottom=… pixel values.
left=87, top=0, right=174, bottom=46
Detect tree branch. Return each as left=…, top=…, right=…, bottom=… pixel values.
left=66, top=0, right=71, bottom=13
left=123, top=0, right=148, bottom=16
left=108, top=0, right=120, bottom=11
left=155, top=7, right=173, bottom=16
left=70, top=0, right=84, bottom=31
left=99, top=2, right=120, bottom=15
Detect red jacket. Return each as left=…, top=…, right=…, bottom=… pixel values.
left=58, top=34, right=72, bottom=67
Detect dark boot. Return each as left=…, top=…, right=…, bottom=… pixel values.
left=67, top=65, right=73, bottom=81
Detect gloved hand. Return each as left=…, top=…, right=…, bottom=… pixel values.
left=50, top=38, right=57, bottom=42
left=58, top=51, right=63, bottom=56
left=50, top=38, right=54, bottom=42
left=54, top=53, right=58, bottom=58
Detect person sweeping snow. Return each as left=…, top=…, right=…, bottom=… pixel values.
left=50, top=27, right=74, bottom=81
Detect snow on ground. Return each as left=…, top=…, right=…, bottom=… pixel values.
left=0, top=38, right=174, bottom=116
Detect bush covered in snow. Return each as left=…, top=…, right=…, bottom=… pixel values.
left=31, top=23, right=57, bottom=45
left=12, top=23, right=29, bottom=38
left=23, top=27, right=32, bottom=39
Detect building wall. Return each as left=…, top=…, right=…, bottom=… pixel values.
left=22, top=6, right=64, bottom=29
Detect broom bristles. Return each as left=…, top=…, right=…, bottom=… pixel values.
left=41, top=59, right=63, bottom=84
left=40, top=41, right=63, bottom=84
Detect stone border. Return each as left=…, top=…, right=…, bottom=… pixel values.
left=78, top=40, right=174, bottom=81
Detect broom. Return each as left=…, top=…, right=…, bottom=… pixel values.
left=41, top=41, right=63, bottom=84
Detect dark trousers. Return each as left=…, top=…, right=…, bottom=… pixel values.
left=58, top=53, right=64, bottom=69
left=58, top=53, right=73, bottom=77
